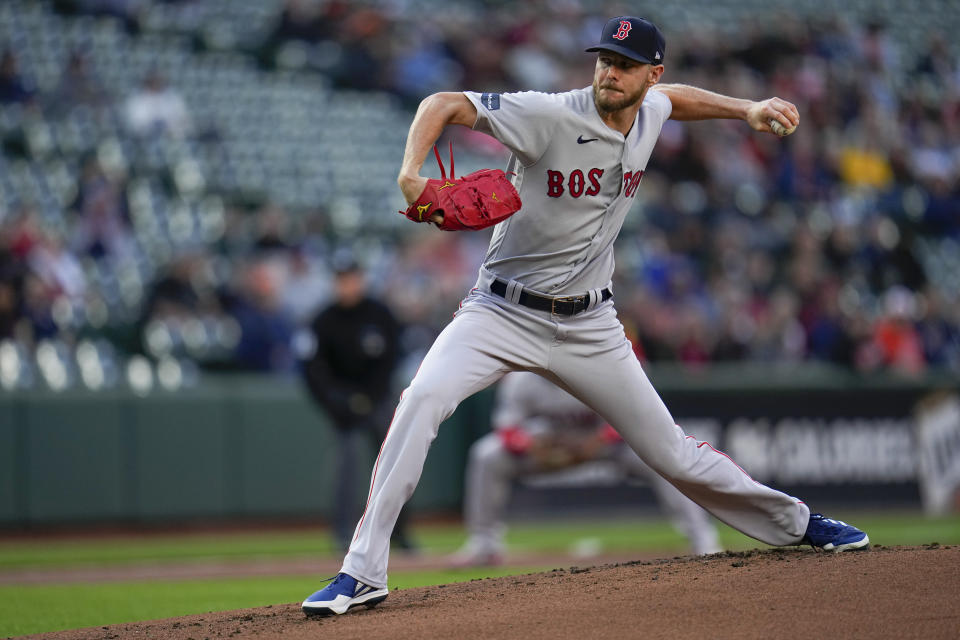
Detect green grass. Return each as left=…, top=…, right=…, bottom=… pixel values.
left=0, top=531, right=340, bottom=571
left=0, top=568, right=556, bottom=638
left=1, top=576, right=314, bottom=637
left=0, top=518, right=689, bottom=572
left=715, top=510, right=960, bottom=551
left=1, top=511, right=958, bottom=637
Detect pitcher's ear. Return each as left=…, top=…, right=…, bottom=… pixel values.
left=649, top=64, right=665, bottom=83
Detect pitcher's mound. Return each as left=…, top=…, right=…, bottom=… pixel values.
left=24, top=545, right=960, bottom=640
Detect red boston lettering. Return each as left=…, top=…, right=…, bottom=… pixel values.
left=546, top=168, right=607, bottom=198
left=546, top=170, right=564, bottom=198
left=568, top=169, right=585, bottom=197
left=621, top=170, right=645, bottom=197
left=586, top=168, right=604, bottom=196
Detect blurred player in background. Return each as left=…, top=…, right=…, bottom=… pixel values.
left=451, top=371, right=721, bottom=566
left=301, top=252, right=415, bottom=552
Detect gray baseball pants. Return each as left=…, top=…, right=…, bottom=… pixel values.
left=341, top=290, right=809, bottom=588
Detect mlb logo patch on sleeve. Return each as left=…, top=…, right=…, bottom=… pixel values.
left=481, top=93, right=501, bottom=110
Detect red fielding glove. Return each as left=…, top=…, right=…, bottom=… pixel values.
left=400, top=143, right=522, bottom=231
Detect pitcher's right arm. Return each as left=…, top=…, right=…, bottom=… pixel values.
left=397, top=92, right=477, bottom=213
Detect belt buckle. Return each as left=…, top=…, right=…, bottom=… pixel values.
left=551, top=295, right=585, bottom=315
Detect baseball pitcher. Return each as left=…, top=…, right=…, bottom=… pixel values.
left=303, top=16, right=869, bottom=616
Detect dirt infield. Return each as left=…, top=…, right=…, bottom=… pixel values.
left=20, top=545, right=960, bottom=640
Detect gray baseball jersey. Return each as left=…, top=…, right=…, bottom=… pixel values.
left=340, top=85, right=809, bottom=589
left=464, top=87, right=671, bottom=295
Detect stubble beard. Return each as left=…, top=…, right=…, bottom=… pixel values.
left=592, top=79, right=648, bottom=116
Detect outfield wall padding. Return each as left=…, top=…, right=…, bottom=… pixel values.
left=0, top=366, right=955, bottom=526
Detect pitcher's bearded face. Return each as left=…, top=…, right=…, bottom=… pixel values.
left=593, top=79, right=647, bottom=112
left=592, top=52, right=660, bottom=113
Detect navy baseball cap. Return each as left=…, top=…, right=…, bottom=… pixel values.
left=585, top=16, right=665, bottom=65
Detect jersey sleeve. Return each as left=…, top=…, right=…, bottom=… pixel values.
left=646, top=88, right=673, bottom=127
left=463, top=90, right=560, bottom=166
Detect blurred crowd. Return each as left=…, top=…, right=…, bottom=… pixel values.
left=616, top=16, right=960, bottom=375
left=1, top=0, right=959, bottom=391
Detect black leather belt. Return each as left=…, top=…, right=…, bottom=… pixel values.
left=490, top=278, right=612, bottom=315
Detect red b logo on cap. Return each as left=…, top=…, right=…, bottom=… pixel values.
left=613, top=20, right=632, bottom=40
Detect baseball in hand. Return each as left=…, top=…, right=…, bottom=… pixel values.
left=769, top=119, right=797, bottom=137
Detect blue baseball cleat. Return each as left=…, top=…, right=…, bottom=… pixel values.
left=801, top=513, right=870, bottom=552
left=301, top=573, right=388, bottom=616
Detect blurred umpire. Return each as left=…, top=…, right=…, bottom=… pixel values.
left=301, top=251, right=415, bottom=552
